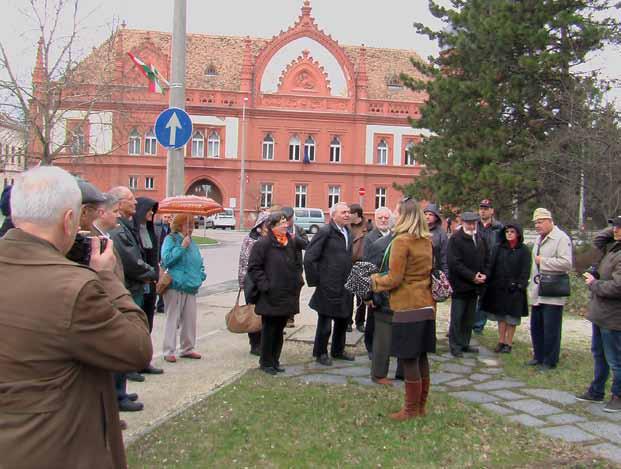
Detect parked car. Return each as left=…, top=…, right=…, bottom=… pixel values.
left=294, top=208, right=325, bottom=234
left=206, top=208, right=236, bottom=229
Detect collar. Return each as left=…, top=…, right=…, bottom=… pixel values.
left=0, top=228, right=81, bottom=267
left=540, top=225, right=560, bottom=242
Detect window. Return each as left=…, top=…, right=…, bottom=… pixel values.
left=191, top=131, right=204, bottom=157
left=71, top=127, right=85, bottom=155
left=128, top=129, right=141, bottom=155
left=145, top=177, right=154, bottom=190
left=377, top=139, right=388, bottom=165
left=295, top=184, right=307, bottom=208
left=260, top=183, right=273, bottom=209
left=304, top=136, right=315, bottom=162
left=205, top=64, right=218, bottom=77
left=387, top=74, right=403, bottom=90
left=207, top=131, right=220, bottom=157
left=289, top=135, right=300, bottom=161
left=375, top=187, right=387, bottom=209
left=262, top=133, right=274, bottom=160
left=144, top=129, right=157, bottom=155
left=330, top=137, right=341, bottom=163
left=128, top=176, right=138, bottom=190
left=404, top=141, right=416, bottom=166
left=328, top=185, right=340, bottom=208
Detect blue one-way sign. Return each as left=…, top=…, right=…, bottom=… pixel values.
left=154, top=107, right=193, bottom=149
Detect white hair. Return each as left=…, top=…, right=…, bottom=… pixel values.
left=330, top=202, right=349, bottom=217
left=11, top=166, right=81, bottom=226
left=375, top=207, right=392, bottom=217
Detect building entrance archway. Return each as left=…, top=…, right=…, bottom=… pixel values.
left=186, top=178, right=223, bottom=205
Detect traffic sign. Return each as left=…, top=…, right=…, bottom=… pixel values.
left=358, top=187, right=366, bottom=196
left=154, top=107, right=193, bottom=149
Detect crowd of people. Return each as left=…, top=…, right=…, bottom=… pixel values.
left=1, top=165, right=620, bottom=467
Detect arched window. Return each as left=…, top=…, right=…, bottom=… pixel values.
left=330, top=136, right=341, bottom=163
left=205, top=64, right=218, bottom=77
left=377, top=139, right=388, bottom=165
left=207, top=131, right=220, bottom=157
left=404, top=141, right=416, bottom=166
left=71, top=127, right=85, bottom=155
left=304, top=136, right=315, bottom=162
left=262, top=133, right=274, bottom=160
left=289, top=135, right=300, bottom=161
left=191, top=131, right=204, bottom=157
left=128, top=128, right=141, bottom=155
left=144, top=128, right=157, bottom=155
left=387, top=74, right=403, bottom=90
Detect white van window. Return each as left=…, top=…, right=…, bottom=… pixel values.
left=294, top=209, right=308, bottom=218
left=222, top=209, right=234, bottom=217
left=309, top=210, right=324, bottom=218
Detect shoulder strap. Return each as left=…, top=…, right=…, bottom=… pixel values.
left=380, top=239, right=394, bottom=272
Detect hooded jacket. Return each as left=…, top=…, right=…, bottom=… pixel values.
left=424, top=204, right=449, bottom=275
left=587, top=227, right=621, bottom=330
left=133, top=197, right=159, bottom=271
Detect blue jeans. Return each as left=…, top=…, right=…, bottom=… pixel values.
left=530, top=304, right=563, bottom=367
left=589, top=323, right=621, bottom=398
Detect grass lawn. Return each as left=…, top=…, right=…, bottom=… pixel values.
left=191, top=235, right=218, bottom=245
left=126, top=371, right=609, bottom=468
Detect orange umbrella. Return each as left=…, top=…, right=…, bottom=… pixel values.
left=157, top=195, right=224, bottom=216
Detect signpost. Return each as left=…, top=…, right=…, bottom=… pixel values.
left=155, top=107, right=192, bottom=149
left=358, top=187, right=365, bottom=207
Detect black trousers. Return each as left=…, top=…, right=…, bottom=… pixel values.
left=449, top=294, right=478, bottom=353
left=364, top=308, right=375, bottom=354
left=354, top=295, right=366, bottom=326
left=260, top=316, right=288, bottom=369
left=143, top=288, right=157, bottom=333
left=248, top=331, right=261, bottom=350
left=313, top=314, right=348, bottom=357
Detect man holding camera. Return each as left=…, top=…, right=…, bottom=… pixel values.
left=0, top=167, right=152, bottom=469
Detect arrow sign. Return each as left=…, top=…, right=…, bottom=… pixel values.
left=154, top=107, right=192, bottom=149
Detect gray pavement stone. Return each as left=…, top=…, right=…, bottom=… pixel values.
left=446, top=378, right=474, bottom=388
left=521, top=388, right=577, bottom=405
left=489, top=390, right=525, bottom=400
left=459, top=358, right=477, bottom=367
left=326, top=366, right=371, bottom=377
left=473, top=380, right=526, bottom=391
left=585, top=403, right=621, bottom=422
left=507, top=414, right=546, bottom=427
left=297, top=374, right=348, bottom=385
left=478, top=348, right=495, bottom=358
left=546, top=413, right=587, bottom=425
left=539, top=425, right=598, bottom=443
left=305, top=360, right=354, bottom=371
left=434, top=385, right=447, bottom=392
left=450, top=391, right=498, bottom=404
left=431, top=372, right=464, bottom=385
left=429, top=354, right=450, bottom=362
left=470, top=373, right=492, bottom=382
left=588, top=443, right=621, bottom=465
left=483, top=368, right=503, bottom=375
left=578, top=421, right=621, bottom=443
left=277, top=364, right=308, bottom=377
left=504, top=399, right=563, bottom=416
left=478, top=358, right=501, bottom=367
left=481, top=403, right=515, bottom=416
left=440, top=363, right=473, bottom=374
left=351, top=376, right=374, bottom=386
left=286, top=324, right=363, bottom=346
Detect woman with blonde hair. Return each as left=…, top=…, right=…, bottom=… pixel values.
left=371, top=197, right=435, bottom=420
left=161, top=213, right=206, bottom=362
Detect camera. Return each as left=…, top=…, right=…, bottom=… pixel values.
left=66, top=231, right=108, bottom=266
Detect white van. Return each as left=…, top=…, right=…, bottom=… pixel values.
left=206, top=208, right=236, bottom=230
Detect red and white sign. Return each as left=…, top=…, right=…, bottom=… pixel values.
left=358, top=187, right=366, bottom=196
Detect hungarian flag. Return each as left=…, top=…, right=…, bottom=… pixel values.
left=127, top=52, right=169, bottom=94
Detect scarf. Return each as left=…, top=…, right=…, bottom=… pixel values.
left=508, top=238, right=518, bottom=249
left=273, top=231, right=288, bottom=246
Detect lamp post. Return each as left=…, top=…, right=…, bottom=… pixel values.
left=238, top=97, right=248, bottom=230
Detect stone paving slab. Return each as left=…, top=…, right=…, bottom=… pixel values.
left=478, top=358, right=501, bottom=367
left=440, top=363, right=473, bottom=374
left=429, top=354, right=450, bottom=362
left=297, top=374, right=348, bottom=385
left=449, top=391, right=497, bottom=404
left=482, top=368, right=503, bottom=375
left=351, top=376, right=374, bottom=386
left=325, top=366, right=372, bottom=377
left=446, top=378, right=475, bottom=388
left=521, top=388, right=577, bottom=405
left=584, top=403, right=621, bottom=422
left=507, top=414, right=546, bottom=428
left=578, top=421, right=621, bottom=443
left=539, top=425, right=598, bottom=443
left=481, top=403, right=515, bottom=416
left=459, top=358, right=477, bottom=366
left=489, top=390, right=525, bottom=400
left=278, top=364, right=309, bottom=377
left=546, top=413, right=588, bottom=425
left=305, top=360, right=356, bottom=371
left=588, top=443, right=621, bottom=465
left=469, top=373, right=493, bottom=382
left=473, top=380, right=525, bottom=391
left=431, top=372, right=464, bottom=385
left=286, top=324, right=363, bottom=346
left=504, top=399, right=563, bottom=416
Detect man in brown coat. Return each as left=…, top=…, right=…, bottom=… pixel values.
left=0, top=166, right=153, bottom=469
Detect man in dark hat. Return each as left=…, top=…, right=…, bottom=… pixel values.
left=76, top=180, right=107, bottom=232
left=448, top=211, right=490, bottom=357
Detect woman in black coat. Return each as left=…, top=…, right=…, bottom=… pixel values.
left=481, top=222, right=531, bottom=353
left=247, top=212, right=304, bottom=375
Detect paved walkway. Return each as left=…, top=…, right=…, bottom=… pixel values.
left=274, top=344, right=621, bottom=466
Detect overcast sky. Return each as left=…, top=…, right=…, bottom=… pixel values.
left=1, top=0, right=620, bottom=105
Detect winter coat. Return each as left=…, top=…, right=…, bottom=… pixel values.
left=160, top=233, right=206, bottom=295
left=481, top=224, right=531, bottom=318
left=109, top=217, right=157, bottom=296
left=305, top=222, right=353, bottom=318
left=134, top=197, right=159, bottom=275
left=477, top=219, right=504, bottom=256
left=586, top=227, right=621, bottom=331
left=247, top=232, right=305, bottom=317
left=430, top=222, right=449, bottom=275
left=448, top=228, right=489, bottom=297
left=363, top=232, right=394, bottom=316
left=527, top=225, right=573, bottom=306
left=364, top=228, right=390, bottom=257
left=350, top=221, right=368, bottom=262
left=371, top=234, right=434, bottom=314
left=0, top=229, right=152, bottom=469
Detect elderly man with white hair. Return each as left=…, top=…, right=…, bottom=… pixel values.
left=0, top=166, right=152, bottom=469
left=305, top=202, right=355, bottom=366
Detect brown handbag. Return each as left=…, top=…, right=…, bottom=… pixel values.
left=225, top=289, right=262, bottom=333
left=156, top=266, right=173, bottom=296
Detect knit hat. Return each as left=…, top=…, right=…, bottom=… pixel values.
left=532, top=208, right=552, bottom=221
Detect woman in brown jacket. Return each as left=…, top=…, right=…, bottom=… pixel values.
left=371, top=198, right=435, bottom=420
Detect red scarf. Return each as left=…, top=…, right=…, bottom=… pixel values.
left=508, top=238, right=519, bottom=249
left=273, top=231, right=288, bottom=246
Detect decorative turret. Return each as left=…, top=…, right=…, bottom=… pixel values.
left=299, top=0, right=315, bottom=27
left=32, top=37, right=45, bottom=85
left=240, top=36, right=253, bottom=93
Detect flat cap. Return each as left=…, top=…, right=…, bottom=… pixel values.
left=532, top=207, right=552, bottom=221
left=77, top=180, right=106, bottom=204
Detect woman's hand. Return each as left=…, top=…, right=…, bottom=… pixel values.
left=181, top=235, right=191, bottom=248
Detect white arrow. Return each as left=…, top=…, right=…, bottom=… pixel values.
left=165, top=112, right=182, bottom=146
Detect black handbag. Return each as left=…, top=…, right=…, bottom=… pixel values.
left=534, top=242, right=571, bottom=297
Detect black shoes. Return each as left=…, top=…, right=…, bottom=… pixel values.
left=316, top=354, right=333, bottom=366
left=526, top=359, right=541, bottom=366
left=140, top=365, right=163, bottom=374
left=332, top=352, right=355, bottom=361
left=356, top=324, right=365, bottom=333
left=575, top=391, right=604, bottom=403
left=126, top=371, right=145, bottom=382
left=346, top=325, right=353, bottom=333
left=119, top=398, right=143, bottom=412
left=250, top=347, right=260, bottom=356
left=274, top=365, right=286, bottom=373
left=260, top=366, right=277, bottom=376
left=126, top=393, right=138, bottom=402
left=462, top=346, right=479, bottom=354
left=450, top=349, right=464, bottom=358
left=501, top=345, right=512, bottom=354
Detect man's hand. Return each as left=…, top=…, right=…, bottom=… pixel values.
left=535, top=255, right=542, bottom=265
left=474, top=272, right=486, bottom=284
left=583, top=272, right=595, bottom=286
left=89, top=237, right=116, bottom=272
left=181, top=235, right=191, bottom=248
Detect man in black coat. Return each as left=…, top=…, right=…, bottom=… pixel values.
left=305, top=202, right=354, bottom=366
left=448, top=211, right=489, bottom=357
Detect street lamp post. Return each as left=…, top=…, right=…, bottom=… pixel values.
left=238, top=97, right=248, bottom=230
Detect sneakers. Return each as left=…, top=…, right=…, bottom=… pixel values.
left=575, top=391, right=604, bottom=403
left=604, top=395, right=621, bottom=413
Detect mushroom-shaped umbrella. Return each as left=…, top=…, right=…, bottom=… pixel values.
left=157, top=195, right=224, bottom=216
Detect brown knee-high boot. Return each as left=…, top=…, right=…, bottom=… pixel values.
left=389, top=379, right=421, bottom=421
left=419, top=377, right=430, bottom=416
